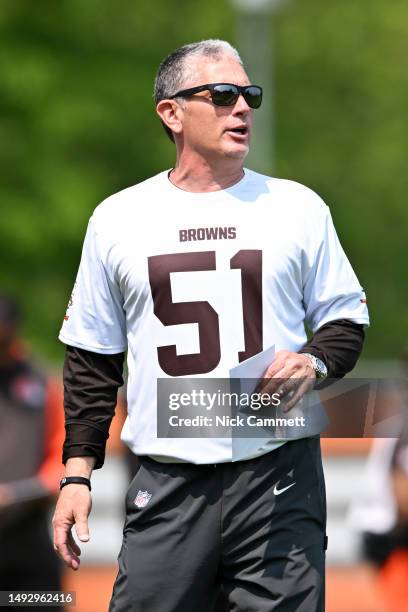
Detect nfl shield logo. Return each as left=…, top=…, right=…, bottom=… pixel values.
left=134, top=490, right=152, bottom=508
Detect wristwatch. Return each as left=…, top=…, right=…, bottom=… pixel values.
left=302, top=353, right=328, bottom=380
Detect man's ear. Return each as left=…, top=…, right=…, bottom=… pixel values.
left=156, top=100, right=183, bottom=138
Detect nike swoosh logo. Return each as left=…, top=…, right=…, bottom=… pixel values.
left=273, top=482, right=296, bottom=496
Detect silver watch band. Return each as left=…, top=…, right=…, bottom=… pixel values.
left=301, top=353, right=328, bottom=380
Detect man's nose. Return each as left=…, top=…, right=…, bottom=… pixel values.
left=233, top=93, right=251, bottom=114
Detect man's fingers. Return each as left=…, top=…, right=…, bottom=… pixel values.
left=259, top=368, right=293, bottom=398
left=57, top=542, right=80, bottom=571
left=262, top=357, right=288, bottom=379
left=258, top=375, right=312, bottom=411
left=276, top=378, right=298, bottom=399
left=257, top=351, right=306, bottom=394
left=253, top=350, right=318, bottom=412
left=74, top=513, right=90, bottom=542
left=263, top=351, right=293, bottom=378
left=255, top=378, right=279, bottom=397
left=52, top=486, right=92, bottom=570
left=68, top=530, right=82, bottom=556
left=283, top=379, right=313, bottom=412
left=53, top=526, right=81, bottom=570
left=255, top=354, right=290, bottom=393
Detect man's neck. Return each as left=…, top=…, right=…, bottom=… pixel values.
left=169, top=155, right=245, bottom=193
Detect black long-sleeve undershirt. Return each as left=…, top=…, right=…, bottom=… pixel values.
left=62, top=319, right=365, bottom=469
left=299, top=318, right=365, bottom=383
left=62, top=347, right=124, bottom=469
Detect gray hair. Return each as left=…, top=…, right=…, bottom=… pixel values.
left=154, top=39, right=244, bottom=142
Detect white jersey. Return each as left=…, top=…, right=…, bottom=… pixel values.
left=59, top=169, right=369, bottom=463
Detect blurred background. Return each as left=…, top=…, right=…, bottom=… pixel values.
left=0, top=0, right=407, bottom=610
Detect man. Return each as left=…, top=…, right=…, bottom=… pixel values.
left=53, top=40, right=369, bottom=611
left=0, top=295, right=64, bottom=606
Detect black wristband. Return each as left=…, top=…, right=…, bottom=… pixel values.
left=60, top=476, right=92, bottom=491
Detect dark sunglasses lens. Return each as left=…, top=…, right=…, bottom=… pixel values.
left=244, top=86, right=262, bottom=109
left=212, top=85, right=239, bottom=106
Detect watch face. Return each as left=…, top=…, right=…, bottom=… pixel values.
left=315, top=357, right=328, bottom=378
left=302, top=353, right=327, bottom=379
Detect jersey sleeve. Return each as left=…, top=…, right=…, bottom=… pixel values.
left=59, top=217, right=127, bottom=353
left=303, top=206, right=370, bottom=332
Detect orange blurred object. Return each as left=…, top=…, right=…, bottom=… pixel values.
left=105, top=394, right=127, bottom=455
left=321, top=437, right=372, bottom=456
left=378, top=549, right=408, bottom=612
left=37, top=377, right=65, bottom=493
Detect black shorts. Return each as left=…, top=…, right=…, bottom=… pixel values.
left=110, top=436, right=327, bottom=612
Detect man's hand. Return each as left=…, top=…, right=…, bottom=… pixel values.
left=52, top=484, right=92, bottom=570
left=257, top=350, right=316, bottom=412
left=52, top=456, right=95, bottom=570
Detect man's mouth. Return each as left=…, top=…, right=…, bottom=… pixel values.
left=225, top=126, right=249, bottom=140
left=227, top=126, right=248, bottom=136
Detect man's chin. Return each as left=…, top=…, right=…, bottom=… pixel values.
left=222, top=144, right=250, bottom=160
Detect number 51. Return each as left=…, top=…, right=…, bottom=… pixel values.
left=148, top=250, right=262, bottom=376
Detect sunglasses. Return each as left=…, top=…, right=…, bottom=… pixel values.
left=170, top=83, right=263, bottom=109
